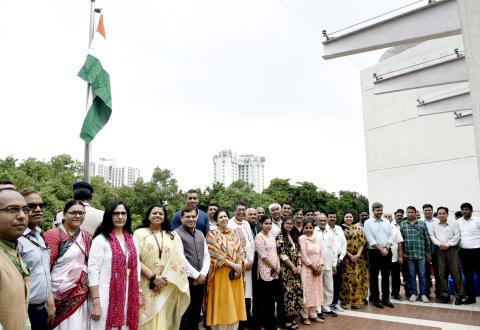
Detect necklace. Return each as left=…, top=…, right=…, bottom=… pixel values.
left=150, top=229, right=164, bottom=259
left=0, top=242, right=30, bottom=277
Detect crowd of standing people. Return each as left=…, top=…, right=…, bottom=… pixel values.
left=0, top=178, right=479, bottom=330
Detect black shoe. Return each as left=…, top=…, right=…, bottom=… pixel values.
left=325, top=311, right=338, bottom=317
left=316, top=312, right=325, bottom=320
left=454, top=297, right=463, bottom=305
left=382, top=300, right=394, bottom=308
left=463, top=297, right=476, bottom=305
left=364, top=299, right=368, bottom=305
left=440, top=296, right=451, bottom=303
left=392, top=294, right=403, bottom=301
left=374, top=301, right=384, bottom=308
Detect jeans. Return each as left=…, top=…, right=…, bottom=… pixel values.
left=407, top=258, right=426, bottom=296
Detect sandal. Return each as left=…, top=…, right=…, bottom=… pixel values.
left=291, top=321, right=299, bottom=329
left=310, top=317, right=325, bottom=323
left=302, top=318, right=311, bottom=325
left=284, top=322, right=295, bottom=330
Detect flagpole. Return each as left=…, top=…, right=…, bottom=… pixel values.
left=83, top=0, right=98, bottom=182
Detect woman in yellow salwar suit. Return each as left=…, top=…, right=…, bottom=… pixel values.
left=134, top=204, right=190, bottom=330
left=206, top=209, right=247, bottom=330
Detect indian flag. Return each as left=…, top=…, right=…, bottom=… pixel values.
left=78, top=14, right=112, bottom=143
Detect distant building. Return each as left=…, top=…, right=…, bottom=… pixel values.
left=213, top=150, right=265, bottom=193
left=89, top=158, right=140, bottom=187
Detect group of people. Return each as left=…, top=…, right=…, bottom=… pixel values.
left=0, top=177, right=479, bottom=330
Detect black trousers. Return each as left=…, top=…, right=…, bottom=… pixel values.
left=460, top=247, right=480, bottom=299
left=238, top=298, right=252, bottom=330
left=257, top=278, right=279, bottom=330
left=368, top=249, right=392, bottom=301
left=28, top=304, right=48, bottom=330
left=426, top=252, right=441, bottom=297
left=401, top=262, right=411, bottom=297
left=391, top=261, right=401, bottom=296
left=180, top=283, right=205, bottom=330
left=332, top=261, right=343, bottom=305
left=251, top=255, right=261, bottom=328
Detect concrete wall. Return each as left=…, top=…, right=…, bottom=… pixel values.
left=361, top=35, right=480, bottom=216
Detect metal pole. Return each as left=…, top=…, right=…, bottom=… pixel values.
left=83, top=0, right=96, bottom=182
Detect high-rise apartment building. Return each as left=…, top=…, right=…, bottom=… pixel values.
left=89, top=158, right=140, bottom=187
left=213, top=150, right=265, bottom=193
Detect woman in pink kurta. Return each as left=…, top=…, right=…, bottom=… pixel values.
left=299, top=220, right=325, bottom=325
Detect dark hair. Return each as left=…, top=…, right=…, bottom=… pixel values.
left=326, top=210, right=337, bottom=216
left=460, top=202, right=473, bottom=211
left=304, top=209, right=314, bottom=215
left=422, top=204, right=433, bottom=210
left=343, top=211, right=354, bottom=218
left=234, top=201, right=246, bottom=209
left=20, top=188, right=40, bottom=197
left=181, top=207, right=198, bottom=218
left=303, top=219, right=315, bottom=228
left=213, top=208, right=229, bottom=221
left=437, top=206, right=449, bottom=214
left=395, top=209, right=404, bottom=215
left=208, top=202, right=219, bottom=209
left=185, top=189, right=198, bottom=198
left=73, top=188, right=93, bottom=201
left=455, top=211, right=462, bottom=218
left=281, top=201, right=292, bottom=207
left=63, top=200, right=85, bottom=213
left=258, top=215, right=270, bottom=224
left=293, top=208, right=303, bottom=215
left=94, top=201, right=132, bottom=238
left=281, top=218, right=299, bottom=244
left=406, top=206, right=416, bottom=212
left=137, top=204, right=173, bottom=239
left=0, top=178, right=14, bottom=185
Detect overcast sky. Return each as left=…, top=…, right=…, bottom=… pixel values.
left=0, top=0, right=417, bottom=196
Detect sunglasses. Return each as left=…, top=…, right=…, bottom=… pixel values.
left=27, top=203, right=46, bottom=211
left=113, top=211, right=127, bottom=217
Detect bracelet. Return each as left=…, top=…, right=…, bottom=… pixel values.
left=149, top=274, right=156, bottom=282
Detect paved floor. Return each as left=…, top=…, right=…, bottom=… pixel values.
left=299, top=297, right=480, bottom=330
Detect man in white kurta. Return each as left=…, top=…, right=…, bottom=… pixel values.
left=314, top=213, right=338, bottom=317
left=228, top=202, right=255, bottom=328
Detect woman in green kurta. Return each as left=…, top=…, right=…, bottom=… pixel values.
left=339, top=212, right=369, bottom=309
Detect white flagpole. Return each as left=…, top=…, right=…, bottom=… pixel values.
left=83, top=0, right=98, bottom=182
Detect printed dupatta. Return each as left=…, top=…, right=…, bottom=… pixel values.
left=205, top=228, right=244, bottom=284
left=44, top=227, right=91, bottom=329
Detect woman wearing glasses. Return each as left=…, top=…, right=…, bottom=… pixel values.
left=88, top=201, right=140, bottom=330
left=133, top=204, right=189, bottom=330
left=44, top=200, right=92, bottom=329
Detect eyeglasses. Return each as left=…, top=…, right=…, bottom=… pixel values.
left=0, top=205, right=31, bottom=215
left=66, top=211, right=86, bottom=217
left=27, top=203, right=46, bottom=211
left=113, top=211, right=127, bottom=217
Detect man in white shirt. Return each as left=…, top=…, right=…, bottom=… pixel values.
left=327, top=211, right=346, bottom=312
left=269, top=203, right=282, bottom=237
left=457, top=202, right=480, bottom=304
left=386, top=212, right=404, bottom=300
left=431, top=206, right=463, bottom=304
left=228, top=201, right=255, bottom=329
left=315, top=213, right=338, bottom=318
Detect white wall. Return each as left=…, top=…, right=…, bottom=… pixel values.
left=361, top=35, right=480, bottom=215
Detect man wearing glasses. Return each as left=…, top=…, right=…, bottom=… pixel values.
left=18, top=188, right=56, bottom=329
left=0, top=187, right=30, bottom=330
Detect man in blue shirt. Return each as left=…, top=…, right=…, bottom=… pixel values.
left=364, top=202, right=395, bottom=308
left=171, top=189, right=210, bottom=236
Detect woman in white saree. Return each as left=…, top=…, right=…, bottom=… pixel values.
left=44, top=200, right=92, bottom=329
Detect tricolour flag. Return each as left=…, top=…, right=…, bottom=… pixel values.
left=78, top=14, right=112, bottom=143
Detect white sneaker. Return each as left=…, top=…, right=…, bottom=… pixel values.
left=409, top=295, right=417, bottom=302
left=421, top=295, right=429, bottom=303
left=331, top=304, right=344, bottom=312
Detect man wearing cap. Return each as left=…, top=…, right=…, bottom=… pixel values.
left=54, top=181, right=103, bottom=235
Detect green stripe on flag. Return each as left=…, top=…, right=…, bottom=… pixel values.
left=78, top=54, right=112, bottom=143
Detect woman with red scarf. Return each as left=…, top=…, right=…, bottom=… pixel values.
left=44, top=200, right=92, bottom=330
left=88, top=201, right=140, bottom=330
